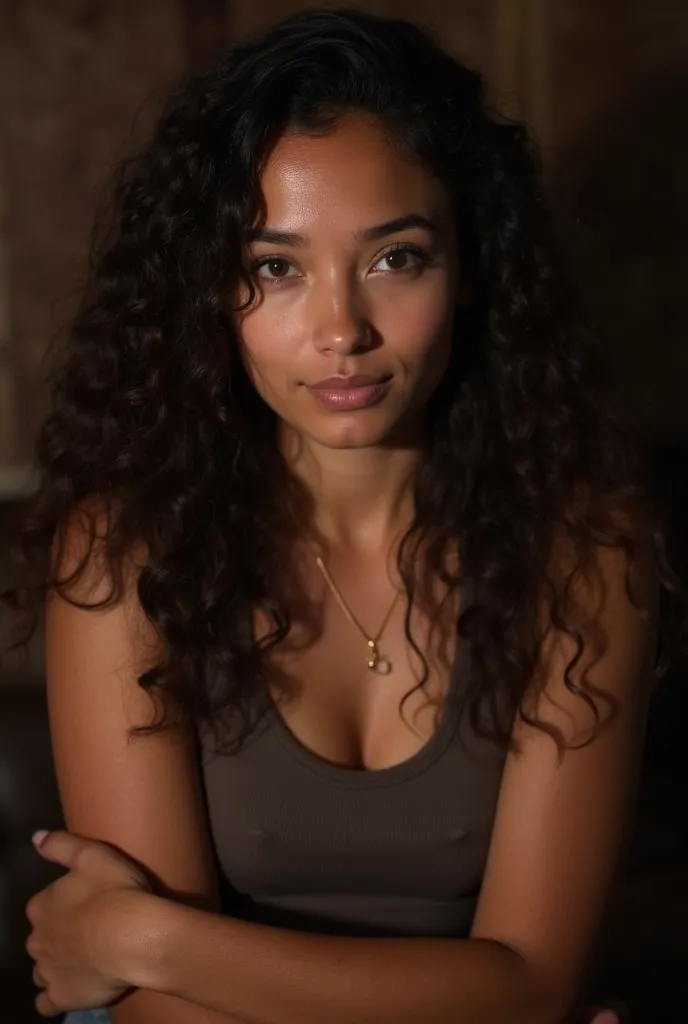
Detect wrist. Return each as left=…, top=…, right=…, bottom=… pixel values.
left=93, top=888, right=176, bottom=992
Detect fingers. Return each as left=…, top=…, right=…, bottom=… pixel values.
left=34, top=987, right=62, bottom=1018
left=31, top=828, right=91, bottom=870
left=31, top=959, right=59, bottom=1018
left=26, top=892, right=42, bottom=925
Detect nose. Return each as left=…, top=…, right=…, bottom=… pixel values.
left=309, top=275, right=373, bottom=356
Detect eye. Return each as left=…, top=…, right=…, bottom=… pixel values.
left=371, top=244, right=431, bottom=274
left=252, top=257, right=299, bottom=282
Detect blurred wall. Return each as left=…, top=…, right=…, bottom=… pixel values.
left=551, top=0, right=688, bottom=444
left=0, top=0, right=232, bottom=491
left=0, top=0, right=686, bottom=494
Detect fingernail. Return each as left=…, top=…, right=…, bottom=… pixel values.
left=32, top=830, right=50, bottom=847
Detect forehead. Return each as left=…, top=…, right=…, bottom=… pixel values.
left=256, top=114, right=450, bottom=230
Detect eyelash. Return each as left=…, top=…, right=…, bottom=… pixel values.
left=249, top=242, right=434, bottom=285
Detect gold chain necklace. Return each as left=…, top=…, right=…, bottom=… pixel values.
left=315, top=555, right=401, bottom=675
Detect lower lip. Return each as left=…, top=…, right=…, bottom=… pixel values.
left=306, top=380, right=391, bottom=410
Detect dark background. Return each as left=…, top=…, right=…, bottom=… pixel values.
left=0, top=2, right=686, bottom=1021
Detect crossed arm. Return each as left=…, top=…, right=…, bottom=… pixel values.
left=43, top=512, right=657, bottom=1024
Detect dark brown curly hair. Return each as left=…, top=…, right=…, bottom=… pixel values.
left=3, top=8, right=685, bottom=755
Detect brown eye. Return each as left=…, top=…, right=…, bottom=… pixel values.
left=372, top=245, right=428, bottom=274
left=384, top=249, right=411, bottom=270
left=254, top=257, right=296, bottom=281
left=267, top=259, right=289, bottom=277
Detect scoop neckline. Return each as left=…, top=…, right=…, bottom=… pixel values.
left=264, top=655, right=464, bottom=789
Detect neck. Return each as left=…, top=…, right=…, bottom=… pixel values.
left=279, top=424, right=424, bottom=555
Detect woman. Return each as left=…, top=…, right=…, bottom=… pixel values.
left=7, top=8, right=683, bottom=1024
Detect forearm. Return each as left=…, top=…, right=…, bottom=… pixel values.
left=121, top=894, right=556, bottom=1024
left=109, top=985, right=251, bottom=1024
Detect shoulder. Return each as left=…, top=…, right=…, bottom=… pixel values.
left=46, top=498, right=221, bottom=923
left=468, top=502, right=658, bottom=1019
left=530, top=497, right=659, bottom=743
left=51, top=492, right=146, bottom=603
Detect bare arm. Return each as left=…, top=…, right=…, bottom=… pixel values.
left=46, top=507, right=248, bottom=1024
left=112, top=525, right=657, bottom=1024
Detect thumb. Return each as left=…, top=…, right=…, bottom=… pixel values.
left=31, top=828, right=91, bottom=870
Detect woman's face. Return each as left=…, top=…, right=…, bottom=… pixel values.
left=234, top=113, right=467, bottom=450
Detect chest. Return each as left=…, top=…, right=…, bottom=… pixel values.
left=200, top=580, right=508, bottom=936
left=200, top=682, right=507, bottom=920
left=256, top=578, right=457, bottom=772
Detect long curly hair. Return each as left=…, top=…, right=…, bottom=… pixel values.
left=3, top=8, right=685, bottom=754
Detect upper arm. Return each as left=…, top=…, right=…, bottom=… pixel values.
left=46, top=508, right=237, bottom=1024
left=469, top=524, right=659, bottom=1021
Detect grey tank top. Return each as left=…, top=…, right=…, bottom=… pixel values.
left=198, top=633, right=509, bottom=940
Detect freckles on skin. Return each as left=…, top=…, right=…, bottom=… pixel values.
left=234, top=114, right=464, bottom=449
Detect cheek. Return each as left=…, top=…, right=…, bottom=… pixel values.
left=235, top=310, right=290, bottom=397
left=385, top=287, right=455, bottom=377
left=236, top=290, right=309, bottom=365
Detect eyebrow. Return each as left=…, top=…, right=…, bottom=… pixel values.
left=245, top=214, right=439, bottom=247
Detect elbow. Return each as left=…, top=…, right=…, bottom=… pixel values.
left=517, top=984, right=578, bottom=1024
left=456, top=937, right=579, bottom=1024
left=496, top=954, right=575, bottom=1024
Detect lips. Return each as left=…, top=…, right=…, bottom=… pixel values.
left=305, top=374, right=392, bottom=411
left=308, top=374, right=391, bottom=390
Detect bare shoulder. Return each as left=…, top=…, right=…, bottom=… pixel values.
left=48, top=495, right=217, bottom=892
left=47, top=500, right=225, bottom=1022
left=530, top=500, right=660, bottom=738
left=469, top=505, right=659, bottom=1021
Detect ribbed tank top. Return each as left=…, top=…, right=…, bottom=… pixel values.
left=199, top=637, right=508, bottom=939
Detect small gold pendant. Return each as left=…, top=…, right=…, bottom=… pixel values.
left=367, top=641, right=392, bottom=675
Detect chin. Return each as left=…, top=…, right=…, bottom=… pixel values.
left=320, top=435, right=384, bottom=450
left=311, top=412, right=409, bottom=450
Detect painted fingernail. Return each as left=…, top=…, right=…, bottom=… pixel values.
left=32, top=830, right=50, bottom=847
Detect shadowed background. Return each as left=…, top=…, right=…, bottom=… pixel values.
left=0, top=2, right=686, bottom=1021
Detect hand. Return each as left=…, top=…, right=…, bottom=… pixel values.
left=26, top=829, right=154, bottom=1017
